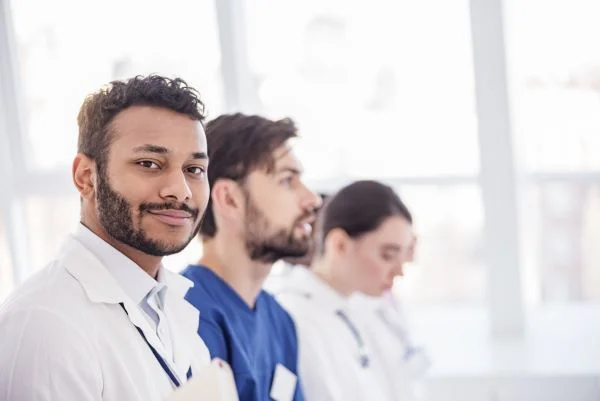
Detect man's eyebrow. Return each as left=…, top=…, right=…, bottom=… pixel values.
left=132, top=144, right=169, bottom=154
left=191, top=151, right=208, bottom=160
left=132, top=145, right=208, bottom=160
left=275, top=166, right=303, bottom=175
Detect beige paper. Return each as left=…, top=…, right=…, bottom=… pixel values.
left=166, top=359, right=239, bottom=401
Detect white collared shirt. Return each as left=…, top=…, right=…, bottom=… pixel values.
left=76, top=224, right=174, bottom=359
left=0, top=227, right=211, bottom=401
left=275, top=268, right=391, bottom=401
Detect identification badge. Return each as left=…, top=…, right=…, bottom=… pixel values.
left=270, top=363, right=297, bottom=401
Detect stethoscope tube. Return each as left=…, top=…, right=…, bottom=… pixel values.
left=276, top=289, right=371, bottom=368
left=336, top=309, right=370, bottom=368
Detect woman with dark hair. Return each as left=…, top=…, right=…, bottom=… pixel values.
left=350, top=234, right=431, bottom=401
left=275, top=180, right=415, bottom=401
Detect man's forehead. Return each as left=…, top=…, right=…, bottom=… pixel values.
left=109, top=107, right=206, bottom=150
left=272, top=143, right=303, bottom=171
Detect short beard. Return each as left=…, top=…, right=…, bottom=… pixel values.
left=95, top=166, right=201, bottom=256
left=243, top=190, right=312, bottom=264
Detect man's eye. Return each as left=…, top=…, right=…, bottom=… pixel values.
left=187, top=166, right=206, bottom=175
left=280, top=176, right=294, bottom=186
left=138, top=160, right=160, bottom=169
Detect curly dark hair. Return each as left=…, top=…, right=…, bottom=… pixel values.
left=77, top=74, right=206, bottom=171
left=199, top=113, right=299, bottom=238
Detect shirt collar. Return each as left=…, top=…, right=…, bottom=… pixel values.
left=151, top=269, right=169, bottom=309
left=74, top=223, right=161, bottom=305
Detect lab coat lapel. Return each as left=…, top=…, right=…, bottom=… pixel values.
left=62, top=235, right=125, bottom=304
left=164, top=271, right=197, bottom=380
left=165, top=303, right=195, bottom=380
left=62, top=235, right=184, bottom=383
left=302, top=269, right=347, bottom=314
left=120, top=299, right=172, bottom=362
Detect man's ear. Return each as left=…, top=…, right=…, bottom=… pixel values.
left=210, top=179, right=245, bottom=221
left=72, top=153, right=96, bottom=200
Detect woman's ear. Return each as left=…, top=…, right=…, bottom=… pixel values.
left=324, top=228, right=351, bottom=257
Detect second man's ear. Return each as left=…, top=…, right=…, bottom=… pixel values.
left=210, top=179, right=245, bottom=218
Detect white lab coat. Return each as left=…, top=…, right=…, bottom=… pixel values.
left=263, top=260, right=296, bottom=295
left=350, top=293, right=431, bottom=401
left=0, top=233, right=211, bottom=401
left=274, top=268, right=391, bottom=401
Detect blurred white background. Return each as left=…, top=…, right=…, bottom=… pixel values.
left=1, top=0, right=600, bottom=399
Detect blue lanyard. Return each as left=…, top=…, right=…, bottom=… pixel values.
left=120, top=303, right=192, bottom=387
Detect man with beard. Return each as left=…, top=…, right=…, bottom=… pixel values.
left=181, top=113, right=321, bottom=401
left=0, top=75, right=214, bottom=401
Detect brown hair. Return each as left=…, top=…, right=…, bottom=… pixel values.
left=77, top=75, right=206, bottom=172
left=199, top=113, right=299, bottom=238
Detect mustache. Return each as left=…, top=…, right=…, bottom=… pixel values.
left=139, top=202, right=200, bottom=219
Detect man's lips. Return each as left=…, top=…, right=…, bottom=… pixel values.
left=148, top=210, right=192, bottom=218
left=147, top=209, right=193, bottom=226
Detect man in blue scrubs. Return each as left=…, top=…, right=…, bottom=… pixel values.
left=182, top=113, right=321, bottom=401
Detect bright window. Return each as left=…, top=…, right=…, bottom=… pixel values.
left=246, top=0, right=479, bottom=181
left=506, top=0, right=600, bottom=302
left=11, top=0, right=224, bottom=170
left=0, top=216, right=14, bottom=302
left=507, top=0, right=600, bottom=173
left=396, top=185, right=485, bottom=304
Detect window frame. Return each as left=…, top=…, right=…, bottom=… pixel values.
left=4, top=0, right=598, bottom=339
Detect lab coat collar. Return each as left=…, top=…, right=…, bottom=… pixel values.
left=63, top=225, right=194, bottom=305
left=74, top=223, right=159, bottom=305
left=60, top=231, right=198, bottom=382
left=283, top=267, right=349, bottom=314
left=349, top=292, right=386, bottom=313
left=61, top=233, right=127, bottom=304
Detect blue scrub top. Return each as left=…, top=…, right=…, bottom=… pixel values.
left=182, top=265, right=304, bottom=401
